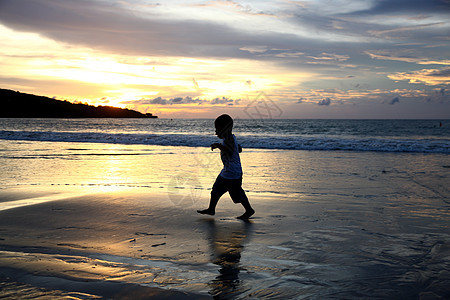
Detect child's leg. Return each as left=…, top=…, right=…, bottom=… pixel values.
left=207, top=190, right=222, bottom=212
left=229, top=179, right=255, bottom=219
left=236, top=191, right=254, bottom=219
left=240, top=194, right=253, bottom=213
left=198, top=176, right=227, bottom=215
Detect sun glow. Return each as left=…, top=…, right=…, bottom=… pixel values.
left=0, top=24, right=317, bottom=117
left=1, top=24, right=313, bottom=99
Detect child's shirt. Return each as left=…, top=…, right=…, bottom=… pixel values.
left=219, top=134, right=243, bottom=179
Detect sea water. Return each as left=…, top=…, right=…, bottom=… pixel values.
left=1, top=118, right=449, bottom=152
left=1, top=118, right=449, bottom=196
left=0, top=118, right=449, bottom=196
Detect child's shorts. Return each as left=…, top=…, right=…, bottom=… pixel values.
left=211, top=175, right=248, bottom=204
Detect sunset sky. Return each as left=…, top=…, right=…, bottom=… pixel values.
left=0, top=0, right=449, bottom=118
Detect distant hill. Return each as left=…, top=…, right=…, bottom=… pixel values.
left=0, top=89, right=157, bottom=118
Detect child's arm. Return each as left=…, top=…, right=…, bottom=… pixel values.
left=210, top=143, right=232, bottom=153
left=211, top=140, right=234, bottom=155
left=238, top=144, right=242, bottom=153
left=211, top=136, right=236, bottom=154
left=211, top=143, right=223, bottom=151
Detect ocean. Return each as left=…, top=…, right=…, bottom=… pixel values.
left=1, top=118, right=449, bottom=152
left=1, top=118, right=449, bottom=197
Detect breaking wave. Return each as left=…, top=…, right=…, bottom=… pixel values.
left=1, top=130, right=449, bottom=153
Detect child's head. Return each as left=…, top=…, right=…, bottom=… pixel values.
left=214, top=114, right=233, bottom=138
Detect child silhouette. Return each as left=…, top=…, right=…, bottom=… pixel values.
left=197, top=114, right=255, bottom=220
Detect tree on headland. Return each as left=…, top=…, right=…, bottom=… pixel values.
left=0, top=89, right=157, bottom=118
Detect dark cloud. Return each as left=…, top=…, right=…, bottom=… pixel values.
left=426, top=88, right=450, bottom=103
left=287, top=1, right=450, bottom=45
left=0, top=0, right=446, bottom=76
left=340, top=1, right=450, bottom=42
left=388, top=97, right=400, bottom=105
left=0, top=0, right=410, bottom=65
left=150, top=96, right=203, bottom=105
left=429, top=68, right=450, bottom=77
left=0, top=0, right=314, bottom=59
left=350, top=0, right=450, bottom=15
left=146, top=97, right=168, bottom=105
left=211, top=97, right=236, bottom=105
left=318, top=98, right=331, bottom=106
left=126, top=96, right=238, bottom=105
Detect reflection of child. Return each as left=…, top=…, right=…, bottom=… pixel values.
left=197, top=114, right=255, bottom=219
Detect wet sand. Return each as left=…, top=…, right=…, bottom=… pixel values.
left=1, top=187, right=449, bottom=299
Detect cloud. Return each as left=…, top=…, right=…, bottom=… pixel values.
left=388, top=96, right=400, bottom=105
left=365, top=50, right=450, bottom=65
left=388, top=67, right=450, bottom=85
left=127, top=96, right=239, bottom=106
left=239, top=46, right=269, bottom=54
left=0, top=0, right=332, bottom=60
left=367, top=22, right=448, bottom=41
left=307, top=53, right=350, bottom=62
left=274, top=51, right=305, bottom=58
left=211, top=96, right=236, bottom=105
left=1, top=0, right=447, bottom=70
left=0, top=0, right=264, bottom=58
left=351, top=0, right=450, bottom=15
left=426, top=88, right=450, bottom=103
left=195, top=0, right=274, bottom=17
left=0, top=0, right=427, bottom=65
left=335, top=1, right=450, bottom=43
left=418, top=60, right=450, bottom=66
left=318, top=98, right=331, bottom=106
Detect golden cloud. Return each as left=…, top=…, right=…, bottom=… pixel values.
left=388, top=67, right=450, bottom=85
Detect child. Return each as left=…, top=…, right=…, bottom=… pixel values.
left=197, top=114, right=255, bottom=220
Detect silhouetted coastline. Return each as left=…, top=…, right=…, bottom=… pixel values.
left=0, top=89, right=157, bottom=118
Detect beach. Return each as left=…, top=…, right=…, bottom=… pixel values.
left=1, top=133, right=449, bottom=298
left=2, top=0, right=450, bottom=296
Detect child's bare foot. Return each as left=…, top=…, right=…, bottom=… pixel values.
left=237, top=209, right=255, bottom=220
left=197, top=209, right=215, bottom=216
